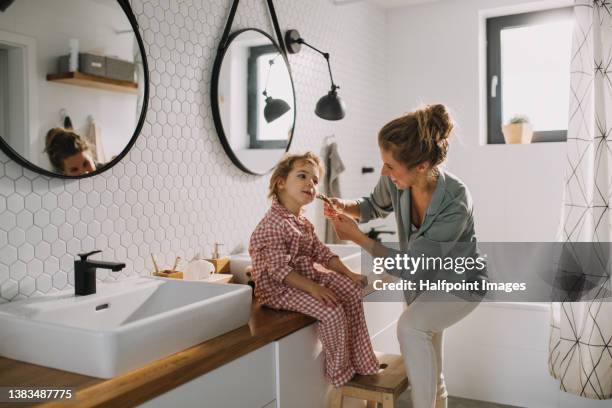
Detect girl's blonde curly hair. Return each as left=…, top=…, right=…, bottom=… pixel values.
left=268, top=152, right=324, bottom=200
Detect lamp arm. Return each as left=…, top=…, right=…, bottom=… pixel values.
left=297, top=39, right=338, bottom=90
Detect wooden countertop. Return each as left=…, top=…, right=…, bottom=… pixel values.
left=0, top=300, right=315, bottom=408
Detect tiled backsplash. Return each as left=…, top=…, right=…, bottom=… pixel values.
left=0, top=0, right=387, bottom=302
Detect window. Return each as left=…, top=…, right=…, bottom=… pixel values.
left=247, top=44, right=292, bottom=149
left=486, top=7, right=573, bottom=143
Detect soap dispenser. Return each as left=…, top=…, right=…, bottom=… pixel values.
left=205, top=242, right=230, bottom=274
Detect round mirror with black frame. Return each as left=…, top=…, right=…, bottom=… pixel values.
left=0, top=0, right=148, bottom=179
left=211, top=28, right=296, bottom=175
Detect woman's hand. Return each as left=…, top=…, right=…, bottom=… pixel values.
left=308, top=284, right=340, bottom=306
left=323, top=198, right=346, bottom=219
left=331, top=213, right=364, bottom=242
left=347, top=271, right=368, bottom=288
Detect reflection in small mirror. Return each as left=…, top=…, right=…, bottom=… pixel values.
left=216, top=29, right=295, bottom=175
left=0, top=0, right=146, bottom=176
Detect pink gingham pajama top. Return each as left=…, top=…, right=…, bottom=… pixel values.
left=249, top=200, right=379, bottom=387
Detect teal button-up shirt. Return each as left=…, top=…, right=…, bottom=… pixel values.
left=357, top=170, right=488, bottom=291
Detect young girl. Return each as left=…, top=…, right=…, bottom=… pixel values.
left=249, top=152, right=379, bottom=387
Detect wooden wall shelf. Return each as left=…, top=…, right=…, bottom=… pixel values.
left=46, top=71, right=138, bottom=94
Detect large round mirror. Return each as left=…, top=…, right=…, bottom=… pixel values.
left=0, top=0, right=148, bottom=178
left=211, top=28, right=295, bottom=175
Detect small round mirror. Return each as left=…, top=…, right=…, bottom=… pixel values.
left=0, top=0, right=148, bottom=178
left=211, top=29, right=296, bottom=175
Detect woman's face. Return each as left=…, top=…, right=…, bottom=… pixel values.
left=62, top=150, right=96, bottom=176
left=380, top=148, right=427, bottom=189
left=277, top=160, right=320, bottom=207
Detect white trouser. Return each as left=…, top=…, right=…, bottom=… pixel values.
left=396, top=291, right=480, bottom=408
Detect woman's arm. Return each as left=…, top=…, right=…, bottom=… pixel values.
left=333, top=215, right=391, bottom=258
left=324, top=176, right=394, bottom=222
left=332, top=203, right=472, bottom=282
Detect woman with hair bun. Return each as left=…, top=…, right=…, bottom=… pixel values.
left=324, top=104, right=487, bottom=408
left=44, top=128, right=97, bottom=176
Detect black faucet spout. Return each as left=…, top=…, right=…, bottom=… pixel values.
left=83, top=260, right=126, bottom=272
left=74, top=250, right=125, bottom=296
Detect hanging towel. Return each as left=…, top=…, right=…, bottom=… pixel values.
left=323, top=139, right=345, bottom=244
left=86, top=117, right=107, bottom=164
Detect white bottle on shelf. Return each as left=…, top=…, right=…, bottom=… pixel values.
left=68, top=38, right=79, bottom=72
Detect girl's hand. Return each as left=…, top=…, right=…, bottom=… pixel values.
left=308, top=284, right=339, bottom=306
left=347, top=272, right=368, bottom=288
left=323, top=198, right=346, bottom=219
left=331, top=213, right=363, bottom=242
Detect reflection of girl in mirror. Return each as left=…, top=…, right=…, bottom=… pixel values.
left=44, top=128, right=98, bottom=176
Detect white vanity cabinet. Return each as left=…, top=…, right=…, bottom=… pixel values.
left=138, top=292, right=403, bottom=408
left=138, top=343, right=277, bottom=408
left=274, top=292, right=404, bottom=408
left=275, top=324, right=328, bottom=408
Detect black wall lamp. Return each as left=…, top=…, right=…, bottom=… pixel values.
left=0, top=0, right=15, bottom=12
left=262, top=54, right=291, bottom=123
left=284, top=29, right=346, bottom=121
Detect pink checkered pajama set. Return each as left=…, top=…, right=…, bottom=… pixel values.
left=249, top=199, right=379, bottom=387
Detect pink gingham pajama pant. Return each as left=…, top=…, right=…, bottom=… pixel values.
left=249, top=200, right=379, bottom=387
left=268, top=268, right=380, bottom=387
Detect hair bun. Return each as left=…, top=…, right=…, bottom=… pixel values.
left=425, top=104, right=453, bottom=142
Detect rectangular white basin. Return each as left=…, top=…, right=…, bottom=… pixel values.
left=0, top=277, right=252, bottom=378
left=230, top=244, right=362, bottom=283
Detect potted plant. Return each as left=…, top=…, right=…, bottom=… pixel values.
left=502, top=114, right=533, bottom=144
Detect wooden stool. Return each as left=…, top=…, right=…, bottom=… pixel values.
left=330, top=352, right=408, bottom=408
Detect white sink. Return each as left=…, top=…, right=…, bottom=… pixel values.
left=230, top=244, right=362, bottom=283
left=0, top=277, right=252, bottom=378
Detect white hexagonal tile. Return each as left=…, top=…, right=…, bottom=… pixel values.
left=7, top=195, right=24, bottom=213
left=9, top=261, right=26, bottom=281
left=25, top=226, right=42, bottom=243
left=36, top=274, right=52, bottom=293
left=34, top=241, right=51, bottom=260
left=34, top=209, right=50, bottom=227
left=19, top=276, right=35, bottom=296
left=0, top=211, right=16, bottom=231
left=24, top=194, right=42, bottom=212
left=43, top=256, right=60, bottom=275
left=0, top=264, right=8, bottom=284
left=42, top=225, right=59, bottom=243
left=8, top=229, right=25, bottom=246
left=58, top=224, right=73, bottom=242
left=16, top=211, right=33, bottom=229
left=18, top=243, right=35, bottom=262
left=28, top=259, right=43, bottom=278
left=51, top=240, right=67, bottom=258
left=0, top=280, right=18, bottom=300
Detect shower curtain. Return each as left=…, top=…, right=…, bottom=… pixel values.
left=548, top=0, right=612, bottom=400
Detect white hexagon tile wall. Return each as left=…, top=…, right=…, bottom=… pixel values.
left=0, top=0, right=387, bottom=302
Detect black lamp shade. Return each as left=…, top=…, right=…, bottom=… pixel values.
left=264, top=96, right=291, bottom=123
left=315, top=89, right=346, bottom=121
left=0, top=0, right=14, bottom=12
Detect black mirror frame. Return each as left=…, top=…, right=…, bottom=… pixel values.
left=210, top=28, right=296, bottom=176
left=210, top=0, right=295, bottom=176
left=0, top=0, right=150, bottom=179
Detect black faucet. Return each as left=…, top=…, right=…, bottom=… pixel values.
left=74, top=250, right=126, bottom=296
left=366, top=227, right=396, bottom=242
